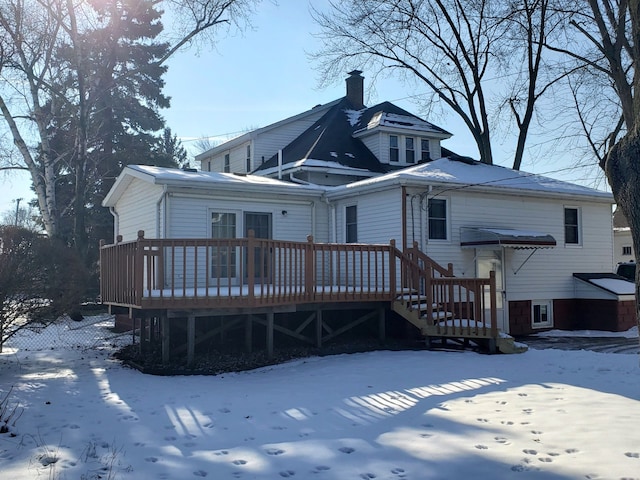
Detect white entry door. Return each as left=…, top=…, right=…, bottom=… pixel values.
left=476, top=249, right=507, bottom=333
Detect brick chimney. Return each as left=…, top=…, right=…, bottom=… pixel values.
left=346, top=70, right=364, bottom=109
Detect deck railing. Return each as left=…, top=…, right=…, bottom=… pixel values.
left=394, top=245, right=497, bottom=338
left=100, top=231, right=398, bottom=309
left=99, top=231, right=496, bottom=337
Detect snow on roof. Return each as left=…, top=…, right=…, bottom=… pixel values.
left=329, top=158, right=613, bottom=200
left=344, top=108, right=364, bottom=126
left=590, top=278, right=636, bottom=295
left=365, top=111, right=444, bottom=133
left=128, top=165, right=322, bottom=189
left=256, top=158, right=376, bottom=177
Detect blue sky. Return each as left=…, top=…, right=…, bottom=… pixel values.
left=0, top=0, right=606, bottom=220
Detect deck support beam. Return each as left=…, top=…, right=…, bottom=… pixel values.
left=266, top=312, right=274, bottom=358
left=161, top=315, right=170, bottom=364
left=315, top=310, right=322, bottom=348
left=187, top=316, right=195, bottom=366
left=138, top=315, right=146, bottom=353
left=245, top=315, right=253, bottom=353
left=378, top=307, right=386, bottom=342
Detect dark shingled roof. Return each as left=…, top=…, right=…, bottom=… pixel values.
left=254, top=98, right=449, bottom=175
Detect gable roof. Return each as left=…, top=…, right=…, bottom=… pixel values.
left=326, top=157, right=614, bottom=202
left=102, top=165, right=324, bottom=207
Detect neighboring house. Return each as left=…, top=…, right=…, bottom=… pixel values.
left=613, top=206, right=635, bottom=266
left=101, top=71, right=627, bottom=364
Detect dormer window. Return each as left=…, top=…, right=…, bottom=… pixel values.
left=421, top=139, right=430, bottom=161
left=390, top=135, right=399, bottom=162
left=224, top=153, right=230, bottom=173
left=387, top=134, right=433, bottom=164
left=406, top=138, right=415, bottom=164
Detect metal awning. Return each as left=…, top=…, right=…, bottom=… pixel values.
left=460, top=227, right=556, bottom=249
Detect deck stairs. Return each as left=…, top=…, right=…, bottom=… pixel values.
left=391, top=246, right=527, bottom=355
left=391, top=295, right=526, bottom=354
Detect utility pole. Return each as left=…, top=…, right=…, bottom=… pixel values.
left=13, top=198, right=22, bottom=226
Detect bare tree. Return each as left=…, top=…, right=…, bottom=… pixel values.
left=551, top=0, right=640, bottom=344
left=313, top=0, right=565, bottom=169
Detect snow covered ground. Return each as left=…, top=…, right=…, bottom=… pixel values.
left=0, top=316, right=639, bottom=480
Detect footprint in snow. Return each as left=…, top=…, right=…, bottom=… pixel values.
left=565, top=448, right=579, bottom=454
left=339, top=447, right=355, bottom=454
left=391, top=468, right=405, bottom=475
left=538, top=457, right=553, bottom=463
left=219, top=408, right=231, bottom=414
left=193, top=470, right=208, bottom=477
left=279, top=471, right=295, bottom=478
left=214, top=450, right=229, bottom=456
left=523, top=449, right=537, bottom=455
left=625, top=452, right=640, bottom=458
left=266, top=448, right=285, bottom=456
left=233, top=459, right=247, bottom=465
left=312, top=465, right=331, bottom=473
left=475, top=445, right=488, bottom=450
left=359, top=473, right=376, bottom=479
left=145, top=457, right=158, bottom=463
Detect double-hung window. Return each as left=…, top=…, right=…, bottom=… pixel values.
left=345, top=205, right=358, bottom=243
left=224, top=153, right=230, bottom=173
left=428, top=198, right=447, bottom=240
left=421, top=138, right=430, bottom=161
left=246, top=145, right=251, bottom=173
left=389, top=135, right=399, bottom=162
left=406, top=138, right=415, bottom=163
left=564, top=207, right=580, bottom=245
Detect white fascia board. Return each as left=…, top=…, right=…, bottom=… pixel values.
left=165, top=182, right=325, bottom=200
left=102, top=166, right=156, bottom=206
left=353, top=124, right=453, bottom=140
left=194, top=99, right=341, bottom=162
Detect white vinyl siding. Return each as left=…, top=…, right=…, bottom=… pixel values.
left=167, top=195, right=316, bottom=242
left=418, top=188, right=613, bottom=302
left=114, top=179, right=163, bottom=241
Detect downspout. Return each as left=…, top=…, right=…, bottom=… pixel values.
left=109, top=207, right=119, bottom=243
left=156, top=185, right=168, bottom=239
left=323, top=194, right=336, bottom=243
left=401, top=185, right=407, bottom=250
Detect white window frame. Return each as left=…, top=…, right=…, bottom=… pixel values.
left=427, top=197, right=449, bottom=241
left=388, top=134, right=432, bottom=164
left=345, top=204, right=358, bottom=243
left=420, top=138, right=431, bottom=161
left=563, top=206, right=581, bottom=246
left=531, top=300, right=553, bottom=328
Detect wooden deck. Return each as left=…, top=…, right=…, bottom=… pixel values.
left=100, top=231, right=501, bottom=361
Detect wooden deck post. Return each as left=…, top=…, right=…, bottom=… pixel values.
left=245, top=315, right=253, bottom=353
left=187, top=315, right=195, bottom=366
left=138, top=315, right=146, bottom=353
left=266, top=313, right=274, bottom=358
left=378, top=307, right=386, bottom=342
left=389, top=240, right=397, bottom=297
left=315, top=310, right=323, bottom=348
left=305, top=236, right=314, bottom=300
left=161, top=315, right=170, bottom=364
left=489, top=270, right=498, bottom=339
left=247, top=230, right=255, bottom=305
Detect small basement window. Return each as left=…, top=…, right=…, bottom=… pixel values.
left=532, top=300, right=553, bottom=328
left=622, top=245, right=632, bottom=256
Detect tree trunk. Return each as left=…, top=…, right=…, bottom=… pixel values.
left=603, top=127, right=640, bottom=347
